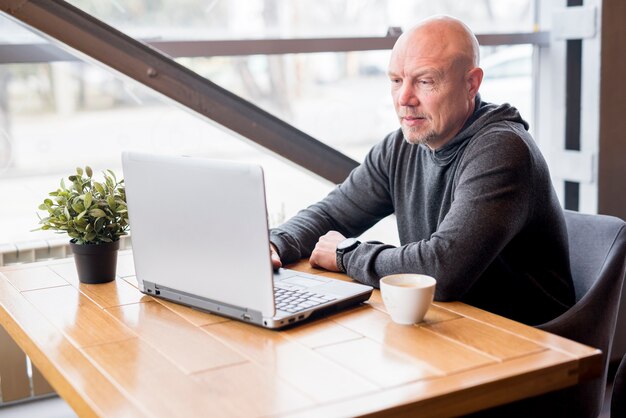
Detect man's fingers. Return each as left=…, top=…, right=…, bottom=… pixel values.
left=270, top=245, right=282, bottom=269
left=308, top=250, right=320, bottom=268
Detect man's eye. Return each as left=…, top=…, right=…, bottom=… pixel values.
left=390, top=79, right=401, bottom=84
left=419, top=80, right=433, bottom=85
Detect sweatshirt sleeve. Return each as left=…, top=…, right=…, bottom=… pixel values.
left=269, top=135, right=396, bottom=264
left=343, top=131, right=533, bottom=299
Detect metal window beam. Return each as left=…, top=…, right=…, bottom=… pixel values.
left=0, top=32, right=550, bottom=64
left=149, top=32, right=550, bottom=55
left=477, top=32, right=549, bottom=47
left=0, top=38, right=395, bottom=64
left=0, top=0, right=359, bottom=183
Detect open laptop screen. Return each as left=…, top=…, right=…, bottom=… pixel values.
left=122, top=151, right=276, bottom=318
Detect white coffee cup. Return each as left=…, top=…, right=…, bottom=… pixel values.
left=380, top=274, right=436, bottom=325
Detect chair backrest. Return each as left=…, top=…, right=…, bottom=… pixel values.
left=564, top=211, right=626, bottom=302
left=613, top=353, right=626, bottom=418
left=467, top=211, right=626, bottom=418
left=534, top=210, right=626, bottom=418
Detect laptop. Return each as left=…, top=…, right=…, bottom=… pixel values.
left=122, top=151, right=373, bottom=329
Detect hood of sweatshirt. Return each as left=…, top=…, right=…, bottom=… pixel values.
left=428, top=94, right=529, bottom=166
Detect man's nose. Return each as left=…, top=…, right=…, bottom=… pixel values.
left=398, top=83, right=418, bottom=107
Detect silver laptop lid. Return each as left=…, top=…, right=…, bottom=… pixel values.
left=122, top=151, right=275, bottom=318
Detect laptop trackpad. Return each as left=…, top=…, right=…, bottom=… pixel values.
left=281, top=275, right=330, bottom=288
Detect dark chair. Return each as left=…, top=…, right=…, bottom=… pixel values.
left=466, top=210, right=626, bottom=418
left=613, top=354, right=626, bottom=418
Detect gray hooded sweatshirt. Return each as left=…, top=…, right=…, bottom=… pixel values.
left=270, top=97, right=574, bottom=325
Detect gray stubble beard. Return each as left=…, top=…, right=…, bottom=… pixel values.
left=401, top=126, right=436, bottom=147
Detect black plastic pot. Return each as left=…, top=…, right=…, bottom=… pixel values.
left=70, top=240, right=120, bottom=284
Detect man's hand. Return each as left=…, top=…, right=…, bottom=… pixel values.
left=270, top=244, right=282, bottom=270
left=309, top=231, right=346, bottom=271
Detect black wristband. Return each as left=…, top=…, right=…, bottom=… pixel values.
left=336, top=238, right=361, bottom=273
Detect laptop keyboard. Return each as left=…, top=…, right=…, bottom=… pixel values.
left=274, top=285, right=337, bottom=313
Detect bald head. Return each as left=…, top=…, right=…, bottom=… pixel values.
left=393, top=15, right=480, bottom=71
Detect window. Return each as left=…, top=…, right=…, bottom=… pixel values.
left=0, top=31, right=333, bottom=245
left=480, top=45, right=534, bottom=129
left=0, top=0, right=535, bottom=248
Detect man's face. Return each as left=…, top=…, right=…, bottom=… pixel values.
left=388, top=43, right=474, bottom=149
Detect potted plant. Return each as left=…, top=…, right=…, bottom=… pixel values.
left=35, top=166, right=129, bottom=284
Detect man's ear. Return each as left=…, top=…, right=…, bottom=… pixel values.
left=467, top=67, right=484, bottom=98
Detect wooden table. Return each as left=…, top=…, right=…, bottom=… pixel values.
left=0, top=251, right=601, bottom=418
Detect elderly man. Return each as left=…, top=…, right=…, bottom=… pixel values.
left=269, top=15, right=574, bottom=325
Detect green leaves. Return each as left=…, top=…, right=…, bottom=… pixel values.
left=84, top=191, right=93, bottom=209
left=94, top=182, right=105, bottom=195
left=34, top=166, right=130, bottom=245
left=106, top=195, right=116, bottom=210
left=88, top=208, right=107, bottom=218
